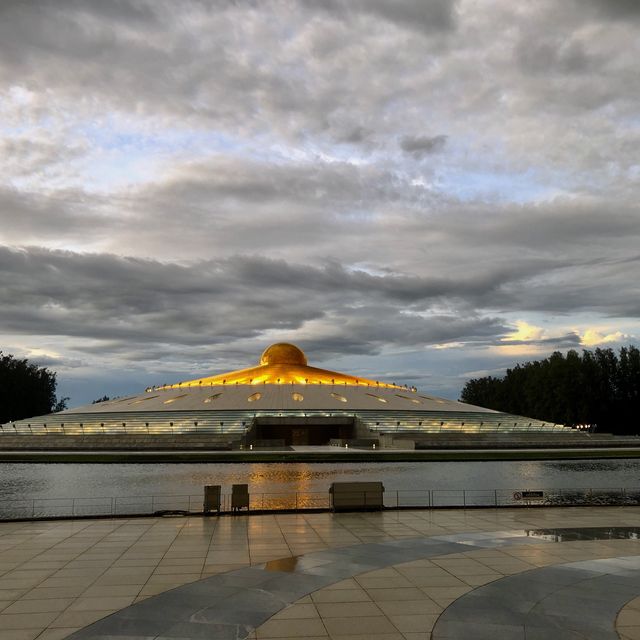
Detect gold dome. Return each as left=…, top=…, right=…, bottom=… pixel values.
left=260, top=343, right=307, bottom=366
left=157, top=342, right=401, bottom=389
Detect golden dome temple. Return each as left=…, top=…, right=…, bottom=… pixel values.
left=1, top=343, right=570, bottom=447
left=157, top=343, right=401, bottom=389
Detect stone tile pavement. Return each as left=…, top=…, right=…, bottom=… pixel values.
left=619, top=594, right=640, bottom=639
left=254, top=535, right=640, bottom=639
left=0, top=506, right=638, bottom=639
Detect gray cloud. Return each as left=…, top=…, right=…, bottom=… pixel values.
left=501, top=333, right=582, bottom=349
left=1, top=243, right=637, bottom=368
left=515, top=38, right=592, bottom=76
left=24, top=355, right=86, bottom=370
left=305, top=0, right=457, bottom=34
left=0, top=246, right=510, bottom=357
left=1, top=136, right=85, bottom=177
left=583, top=0, right=640, bottom=20
left=0, top=187, right=110, bottom=244
left=0, top=0, right=638, bottom=403
left=400, top=134, right=448, bottom=156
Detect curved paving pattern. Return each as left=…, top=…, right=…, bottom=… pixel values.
left=432, top=555, right=640, bottom=640
left=71, top=532, right=547, bottom=640
left=617, top=594, right=640, bottom=639
left=255, top=530, right=640, bottom=640
left=3, top=513, right=640, bottom=639
left=69, top=531, right=549, bottom=639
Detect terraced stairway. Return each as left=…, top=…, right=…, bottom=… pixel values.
left=0, top=433, right=238, bottom=450
left=394, top=431, right=640, bottom=449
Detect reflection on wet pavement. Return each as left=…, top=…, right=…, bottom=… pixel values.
left=264, top=555, right=302, bottom=572
left=527, top=526, right=640, bottom=541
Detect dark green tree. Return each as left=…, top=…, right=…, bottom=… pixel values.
left=460, top=345, right=640, bottom=434
left=0, top=352, right=68, bottom=424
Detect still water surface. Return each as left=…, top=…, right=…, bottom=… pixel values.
left=1, top=460, right=639, bottom=501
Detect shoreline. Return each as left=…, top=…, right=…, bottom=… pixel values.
left=2, top=447, right=640, bottom=463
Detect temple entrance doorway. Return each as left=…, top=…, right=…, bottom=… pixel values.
left=252, top=416, right=355, bottom=446
left=291, top=428, right=308, bottom=445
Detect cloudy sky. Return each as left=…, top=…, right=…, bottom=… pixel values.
left=1, top=0, right=639, bottom=406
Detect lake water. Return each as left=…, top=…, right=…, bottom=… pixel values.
left=1, top=459, right=638, bottom=502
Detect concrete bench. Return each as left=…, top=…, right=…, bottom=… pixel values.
left=330, top=482, right=385, bottom=511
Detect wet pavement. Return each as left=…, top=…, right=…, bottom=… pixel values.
left=0, top=508, right=638, bottom=639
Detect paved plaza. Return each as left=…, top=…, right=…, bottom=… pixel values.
left=0, top=507, right=639, bottom=639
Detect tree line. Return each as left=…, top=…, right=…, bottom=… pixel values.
left=460, top=346, right=640, bottom=434
left=0, top=352, right=68, bottom=424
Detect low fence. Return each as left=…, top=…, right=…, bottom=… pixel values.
left=1, top=487, right=639, bottom=520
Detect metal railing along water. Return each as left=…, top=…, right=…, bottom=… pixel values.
left=1, top=487, right=639, bottom=520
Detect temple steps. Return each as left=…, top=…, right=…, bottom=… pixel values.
left=0, top=433, right=237, bottom=450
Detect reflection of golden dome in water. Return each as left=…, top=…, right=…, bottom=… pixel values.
left=260, top=343, right=307, bottom=366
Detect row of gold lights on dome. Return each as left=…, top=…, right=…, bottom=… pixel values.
left=147, top=380, right=417, bottom=392
left=136, top=391, right=429, bottom=405
left=113, top=394, right=451, bottom=411
left=138, top=390, right=436, bottom=406
left=101, top=392, right=446, bottom=410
